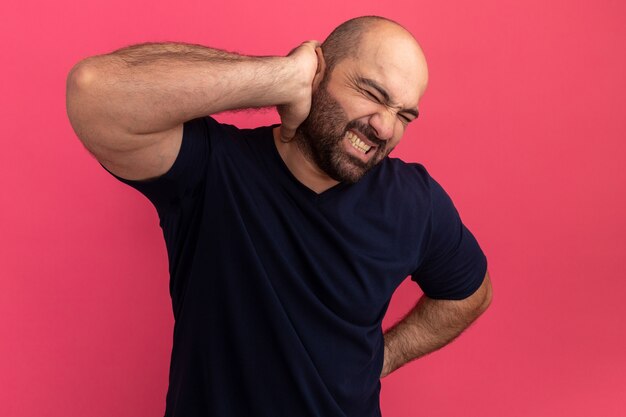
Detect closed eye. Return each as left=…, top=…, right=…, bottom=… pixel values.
left=399, top=114, right=412, bottom=124
left=400, top=111, right=419, bottom=124
left=363, top=89, right=382, bottom=103
left=356, top=80, right=419, bottom=124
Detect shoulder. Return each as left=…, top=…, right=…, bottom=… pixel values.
left=198, top=116, right=273, bottom=143
left=185, top=116, right=275, bottom=159
left=373, top=157, right=435, bottom=200
left=187, top=115, right=241, bottom=143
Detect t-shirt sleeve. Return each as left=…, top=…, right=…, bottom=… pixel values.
left=100, top=116, right=214, bottom=214
left=411, top=175, right=488, bottom=300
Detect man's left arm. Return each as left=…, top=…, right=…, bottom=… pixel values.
left=381, top=271, right=492, bottom=378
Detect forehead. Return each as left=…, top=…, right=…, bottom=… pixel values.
left=339, top=27, right=428, bottom=105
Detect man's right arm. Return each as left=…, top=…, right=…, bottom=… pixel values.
left=65, top=41, right=319, bottom=180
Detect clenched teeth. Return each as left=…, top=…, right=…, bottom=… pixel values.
left=346, top=131, right=372, bottom=153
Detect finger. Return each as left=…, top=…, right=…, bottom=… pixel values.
left=287, top=40, right=320, bottom=56
left=302, top=39, right=320, bottom=48
left=279, top=126, right=296, bottom=143
left=314, top=46, right=323, bottom=74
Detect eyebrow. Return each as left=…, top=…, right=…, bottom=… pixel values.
left=357, top=77, right=420, bottom=119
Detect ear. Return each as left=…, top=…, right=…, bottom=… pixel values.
left=312, top=46, right=327, bottom=91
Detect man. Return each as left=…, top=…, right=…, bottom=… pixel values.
left=66, top=15, right=492, bottom=417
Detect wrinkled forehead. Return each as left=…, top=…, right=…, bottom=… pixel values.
left=350, top=27, right=429, bottom=103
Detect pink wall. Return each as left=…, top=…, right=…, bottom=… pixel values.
left=2, top=0, right=625, bottom=416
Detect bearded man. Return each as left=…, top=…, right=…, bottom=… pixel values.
left=66, top=15, right=492, bottom=417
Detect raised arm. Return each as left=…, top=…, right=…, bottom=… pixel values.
left=65, top=41, right=319, bottom=180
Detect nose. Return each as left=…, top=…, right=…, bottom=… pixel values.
left=368, top=110, right=395, bottom=141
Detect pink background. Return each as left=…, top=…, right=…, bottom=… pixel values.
left=2, top=0, right=625, bottom=416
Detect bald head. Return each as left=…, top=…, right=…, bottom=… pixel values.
left=321, top=16, right=428, bottom=96
left=322, top=16, right=425, bottom=72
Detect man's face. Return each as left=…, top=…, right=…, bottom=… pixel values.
left=296, top=75, right=394, bottom=183
left=296, top=30, right=428, bottom=184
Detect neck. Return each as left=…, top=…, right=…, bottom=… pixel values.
left=272, top=126, right=339, bottom=194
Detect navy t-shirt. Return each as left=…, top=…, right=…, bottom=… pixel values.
left=104, top=116, right=487, bottom=417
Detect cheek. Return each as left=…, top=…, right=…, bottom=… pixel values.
left=390, top=124, right=406, bottom=146
left=338, top=97, right=380, bottom=122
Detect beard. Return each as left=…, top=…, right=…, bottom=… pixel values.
left=294, top=80, right=394, bottom=184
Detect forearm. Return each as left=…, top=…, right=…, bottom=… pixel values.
left=381, top=273, right=492, bottom=377
left=68, top=42, right=305, bottom=135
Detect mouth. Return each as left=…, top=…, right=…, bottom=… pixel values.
left=345, top=130, right=376, bottom=155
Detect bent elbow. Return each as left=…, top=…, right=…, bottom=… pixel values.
left=66, top=60, right=100, bottom=145
left=66, top=60, right=96, bottom=104
left=478, top=271, right=493, bottom=313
